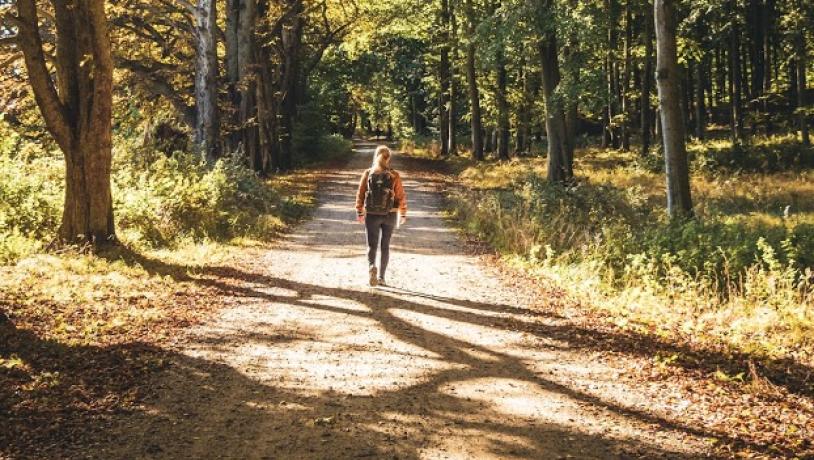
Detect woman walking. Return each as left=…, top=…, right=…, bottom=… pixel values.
left=356, top=145, right=407, bottom=286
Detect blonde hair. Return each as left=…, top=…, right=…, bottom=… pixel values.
left=372, top=145, right=392, bottom=170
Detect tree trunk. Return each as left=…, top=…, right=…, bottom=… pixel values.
left=695, top=57, right=706, bottom=139
left=15, top=0, right=116, bottom=245
left=194, top=0, right=220, bottom=163
left=439, top=0, right=451, bottom=156
left=747, top=0, right=763, bottom=101
left=449, top=0, right=459, bottom=154
left=763, top=0, right=774, bottom=133
left=797, top=16, right=810, bottom=145
left=496, top=41, right=510, bottom=160
left=655, top=0, right=693, bottom=217
left=538, top=27, right=571, bottom=183
left=515, top=53, right=532, bottom=154
left=279, top=0, right=304, bottom=170
left=604, top=0, right=619, bottom=149
left=464, top=0, right=484, bottom=160
left=234, top=0, right=262, bottom=171
left=226, top=0, right=240, bottom=152
left=729, top=5, right=745, bottom=145
left=641, top=1, right=654, bottom=156
left=621, top=1, right=632, bottom=151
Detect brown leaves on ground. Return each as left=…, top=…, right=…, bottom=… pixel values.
left=0, top=161, right=329, bottom=458
left=477, top=252, right=814, bottom=459
left=0, top=247, right=229, bottom=458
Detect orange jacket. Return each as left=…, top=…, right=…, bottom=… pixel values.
left=356, top=169, right=407, bottom=216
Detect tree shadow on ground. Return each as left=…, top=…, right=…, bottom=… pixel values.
left=105, top=245, right=814, bottom=403
left=2, top=314, right=705, bottom=459
left=92, top=247, right=812, bottom=458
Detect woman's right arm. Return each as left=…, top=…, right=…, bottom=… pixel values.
left=355, top=170, right=369, bottom=216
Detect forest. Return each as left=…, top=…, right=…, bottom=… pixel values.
left=1, top=0, right=814, bottom=458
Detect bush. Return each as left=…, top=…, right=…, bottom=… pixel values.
left=449, top=167, right=814, bottom=355
left=115, top=151, right=281, bottom=247
left=1, top=136, right=310, bottom=262
left=0, top=153, right=63, bottom=263
left=689, top=135, right=814, bottom=173
left=455, top=171, right=814, bottom=289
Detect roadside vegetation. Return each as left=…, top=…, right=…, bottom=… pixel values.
left=444, top=134, right=814, bottom=367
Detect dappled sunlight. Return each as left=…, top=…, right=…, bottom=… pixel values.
left=300, top=294, right=372, bottom=313
left=247, top=338, right=458, bottom=396
left=388, top=308, right=540, bottom=354
left=441, top=377, right=611, bottom=431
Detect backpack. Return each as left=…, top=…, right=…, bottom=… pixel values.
left=364, top=169, right=395, bottom=215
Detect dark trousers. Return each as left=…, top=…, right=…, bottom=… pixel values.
left=365, top=212, right=397, bottom=278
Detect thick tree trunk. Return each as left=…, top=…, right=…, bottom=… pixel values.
left=16, top=0, right=116, bottom=245
left=655, top=0, right=693, bottom=217
left=62, top=142, right=115, bottom=243
left=194, top=0, right=220, bottom=164
left=539, top=32, right=571, bottom=183
left=641, top=2, right=654, bottom=156
left=279, top=0, right=304, bottom=170
left=439, top=0, right=451, bottom=156
left=464, top=0, right=484, bottom=160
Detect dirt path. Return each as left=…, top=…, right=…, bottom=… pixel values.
left=95, top=141, right=715, bottom=459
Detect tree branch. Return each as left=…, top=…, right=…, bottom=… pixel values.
left=14, top=0, right=71, bottom=151
left=117, top=57, right=196, bottom=127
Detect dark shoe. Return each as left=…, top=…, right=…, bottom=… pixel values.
left=377, top=278, right=387, bottom=287
left=368, top=266, right=378, bottom=286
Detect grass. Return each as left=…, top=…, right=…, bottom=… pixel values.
left=444, top=135, right=814, bottom=365
left=1, top=134, right=336, bottom=457
left=0, top=111, right=345, bottom=456
left=1, top=151, right=326, bottom=340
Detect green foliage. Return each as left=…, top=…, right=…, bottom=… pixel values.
left=449, top=161, right=814, bottom=358
left=0, top=151, right=63, bottom=264
left=453, top=170, right=814, bottom=292
left=633, top=135, right=814, bottom=174
left=688, top=136, right=814, bottom=173
left=0, top=127, right=325, bottom=263
left=292, top=102, right=353, bottom=164
left=114, top=151, right=282, bottom=247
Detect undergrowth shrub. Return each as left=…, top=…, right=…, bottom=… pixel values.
left=115, top=151, right=281, bottom=247
left=449, top=168, right=814, bottom=356
left=633, top=135, right=814, bottom=174
left=1, top=124, right=333, bottom=263
left=0, top=152, right=63, bottom=263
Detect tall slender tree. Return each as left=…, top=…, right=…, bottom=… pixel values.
left=654, top=0, right=693, bottom=217
left=193, top=0, right=220, bottom=163
left=439, top=0, right=452, bottom=155
left=463, top=0, right=484, bottom=160
left=641, top=0, right=654, bottom=156
left=449, top=0, right=459, bottom=154
left=535, top=0, right=572, bottom=183
left=794, top=0, right=809, bottom=145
